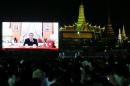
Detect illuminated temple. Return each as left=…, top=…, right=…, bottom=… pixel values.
left=60, top=2, right=105, bottom=46
left=59, top=2, right=128, bottom=48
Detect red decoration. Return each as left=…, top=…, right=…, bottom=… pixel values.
left=46, top=40, right=55, bottom=48
left=38, top=38, right=43, bottom=43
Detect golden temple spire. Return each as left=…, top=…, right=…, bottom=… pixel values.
left=122, top=25, right=127, bottom=40
left=118, top=28, right=121, bottom=40
left=105, top=0, right=115, bottom=39
left=76, top=1, right=86, bottom=30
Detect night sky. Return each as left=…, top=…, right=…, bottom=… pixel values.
left=0, top=0, right=129, bottom=37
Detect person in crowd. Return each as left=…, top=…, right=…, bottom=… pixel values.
left=8, top=74, right=16, bottom=86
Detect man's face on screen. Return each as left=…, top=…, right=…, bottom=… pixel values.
left=29, top=33, right=34, bottom=39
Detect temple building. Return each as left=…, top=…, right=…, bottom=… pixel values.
left=117, top=25, right=128, bottom=46
left=104, top=15, right=115, bottom=40
left=60, top=2, right=104, bottom=47
left=118, top=28, right=122, bottom=44
left=121, top=25, right=128, bottom=40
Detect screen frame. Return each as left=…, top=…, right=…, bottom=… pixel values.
left=1, top=22, right=59, bottom=51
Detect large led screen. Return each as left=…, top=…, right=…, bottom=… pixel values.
left=2, top=22, right=59, bottom=50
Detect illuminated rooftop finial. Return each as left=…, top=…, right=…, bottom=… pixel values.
left=76, top=1, right=86, bottom=30
left=122, top=25, right=127, bottom=40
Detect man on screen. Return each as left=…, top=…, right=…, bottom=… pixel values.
left=23, top=33, right=38, bottom=47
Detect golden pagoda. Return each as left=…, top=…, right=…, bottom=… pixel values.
left=121, top=25, right=127, bottom=40
left=60, top=2, right=95, bottom=39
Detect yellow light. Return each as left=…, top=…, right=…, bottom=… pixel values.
left=77, top=31, right=80, bottom=34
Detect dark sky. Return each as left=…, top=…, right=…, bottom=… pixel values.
left=0, top=0, right=129, bottom=37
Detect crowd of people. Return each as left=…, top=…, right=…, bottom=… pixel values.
left=0, top=50, right=130, bottom=86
